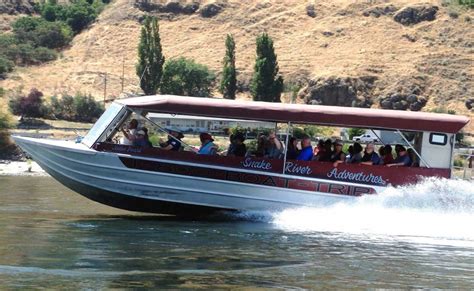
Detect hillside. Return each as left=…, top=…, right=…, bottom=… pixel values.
left=0, top=0, right=473, bottom=119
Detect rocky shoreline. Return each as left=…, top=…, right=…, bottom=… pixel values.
left=0, top=160, right=47, bottom=176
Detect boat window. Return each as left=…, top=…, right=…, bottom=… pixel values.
left=82, top=103, right=125, bottom=148
left=429, top=133, right=447, bottom=146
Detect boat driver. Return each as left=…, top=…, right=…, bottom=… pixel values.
left=159, top=128, right=183, bottom=151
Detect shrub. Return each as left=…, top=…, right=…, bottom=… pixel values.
left=49, top=93, right=104, bottom=122
left=35, top=21, right=72, bottom=49
left=0, top=57, right=14, bottom=78
left=161, top=57, right=216, bottom=97
left=8, top=88, right=47, bottom=118
left=0, top=34, right=18, bottom=61
left=12, top=16, right=72, bottom=49
left=33, top=47, right=57, bottom=63
left=73, top=93, right=104, bottom=122
left=62, top=0, right=98, bottom=33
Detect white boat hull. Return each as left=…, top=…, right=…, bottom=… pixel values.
left=13, top=136, right=377, bottom=215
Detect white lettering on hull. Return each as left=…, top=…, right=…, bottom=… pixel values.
left=327, top=168, right=387, bottom=186
left=241, top=158, right=272, bottom=170
left=285, top=162, right=312, bottom=175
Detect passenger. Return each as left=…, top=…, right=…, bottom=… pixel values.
left=229, top=133, right=247, bottom=157
left=296, top=135, right=313, bottom=161
left=360, top=143, right=381, bottom=165
left=198, top=132, right=218, bottom=155
left=345, top=145, right=354, bottom=162
left=330, top=139, right=346, bottom=162
left=407, top=148, right=419, bottom=167
left=226, top=134, right=236, bottom=156
left=379, top=144, right=394, bottom=165
left=140, top=127, right=153, bottom=148
left=266, top=131, right=284, bottom=159
left=286, top=136, right=300, bottom=160
left=255, top=134, right=268, bottom=157
left=159, top=128, right=183, bottom=151
left=133, top=130, right=150, bottom=148
left=387, top=145, right=411, bottom=167
left=313, top=140, right=328, bottom=161
left=121, top=119, right=139, bottom=145
left=346, top=142, right=363, bottom=164
left=313, top=139, right=324, bottom=156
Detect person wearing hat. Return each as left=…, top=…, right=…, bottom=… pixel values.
left=330, top=139, right=346, bottom=163
left=228, top=132, right=247, bottom=157
left=159, top=128, right=183, bottom=151
left=198, top=132, right=218, bottom=155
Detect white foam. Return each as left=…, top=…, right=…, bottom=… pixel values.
left=270, top=178, right=474, bottom=245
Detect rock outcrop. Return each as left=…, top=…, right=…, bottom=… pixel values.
left=306, top=4, right=316, bottom=18
left=298, top=76, right=377, bottom=108
left=0, top=0, right=36, bottom=15
left=394, top=4, right=438, bottom=26
left=135, top=0, right=200, bottom=15
left=466, top=99, right=474, bottom=110
left=200, top=3, right=224, bottom=18
left=362, top=4, right=398, bottom=18
left=378, top=80, right=428, bottom=111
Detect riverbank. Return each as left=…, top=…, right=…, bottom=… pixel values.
left=0, top=160, right=47, bottom=176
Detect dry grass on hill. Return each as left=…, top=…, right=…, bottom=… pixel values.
left=0, top=0, right=472, bottom=127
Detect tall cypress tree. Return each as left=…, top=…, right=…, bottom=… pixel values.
left=250, top=33, right=283, bottom=102
left=219, top=34, right=237, bottom=99
left=136, top=16, right=165, bottom=95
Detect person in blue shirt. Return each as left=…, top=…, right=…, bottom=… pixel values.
left=387, top=145, right=412, bottom=167
left=361, top=143, right=381, bottom=165
left=296, top=135, right=313, bottom=161
left=198, top=132, right=218, bottom=155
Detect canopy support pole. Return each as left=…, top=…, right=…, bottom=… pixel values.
left=396, top=129, right=430, bottom=168
left=369, top=129, right=385, bottom=146
left=282, top=122, right=291, bottom=174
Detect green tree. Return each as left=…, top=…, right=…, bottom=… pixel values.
left=219, top=34, right=237, bottom=99
left=136, top=16, right=165, bottom=95
left=160, top=57, right=215, bottom=97
left=250, top=33, right=284, bottom=102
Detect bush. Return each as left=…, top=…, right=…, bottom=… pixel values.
left=160, top=57, right=216, bottom=97
left=73, top=93, right=104, bottom=122
left=33, top=47, right=57, bottom=63
left=62, top=0, right=98, bottom=33
left=9, top=88, right=47, bottom=118
left=0, top=57, right=14, bottom=78
left=35, top=21, right=72, bottom=49
left=0, top=34, right=18, bottom=61
left=49, top=93, right=104, bottom=122
left=12, top=16, right=72, bottom=49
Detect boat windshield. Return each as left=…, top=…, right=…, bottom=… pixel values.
left=82, top=103, right=124, bottom=148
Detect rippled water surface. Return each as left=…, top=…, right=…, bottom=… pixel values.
left=0, top=176, right=473, bottom=288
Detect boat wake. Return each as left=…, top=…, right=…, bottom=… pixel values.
left=239, top=178, right=474, bottom=244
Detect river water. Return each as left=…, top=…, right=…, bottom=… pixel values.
left=0, top=176, right=473, bottom=288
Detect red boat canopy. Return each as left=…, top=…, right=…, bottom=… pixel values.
left=117, top=95, right=470, bottom=134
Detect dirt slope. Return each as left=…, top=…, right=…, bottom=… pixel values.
left=0, top=0, right=472, bottom=118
